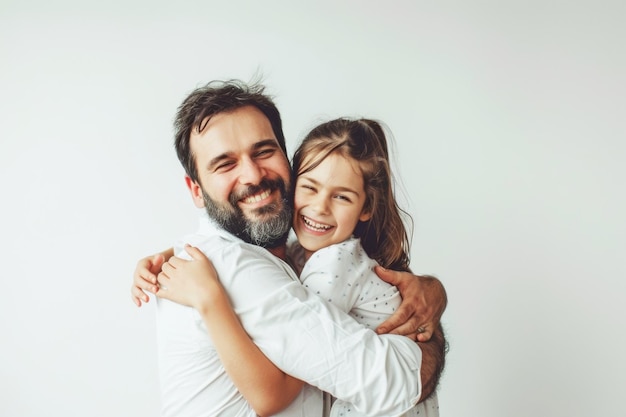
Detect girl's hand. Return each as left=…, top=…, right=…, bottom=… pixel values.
left=131, top=253, right=166, bottom=307
left=156, top=245, right=227, bottom=312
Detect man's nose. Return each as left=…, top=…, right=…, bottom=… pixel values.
left=238, top=158, right=265, bottom=185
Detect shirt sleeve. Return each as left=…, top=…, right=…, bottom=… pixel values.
left=299, top=240, right=374, bottom=312
left=216, top=240, right=422, bottom=416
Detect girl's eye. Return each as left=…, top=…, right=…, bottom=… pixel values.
left=335, top=194, right=351, bottom=202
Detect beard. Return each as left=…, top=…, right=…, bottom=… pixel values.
left=201, top=177, right=292, bottom=249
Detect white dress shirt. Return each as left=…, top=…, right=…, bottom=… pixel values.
left=156, top=213, right=423, bottom=417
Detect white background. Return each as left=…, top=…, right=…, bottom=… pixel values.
left=1, top=1, right=624, bottom=416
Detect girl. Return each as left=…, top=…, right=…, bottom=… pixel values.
left=286, top=118, right=439, bottom=416
left=137, top=118, right=440, bottom=416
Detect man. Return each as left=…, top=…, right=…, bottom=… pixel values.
left=133, top=80, right=447, bottom=416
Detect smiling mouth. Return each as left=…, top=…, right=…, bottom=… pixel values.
left=301, top=216, right=333, bottom=232
left=241, top=189, right=271, bottom=204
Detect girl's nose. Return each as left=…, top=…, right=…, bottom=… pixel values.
left=310, top=195, right=330, bottom=215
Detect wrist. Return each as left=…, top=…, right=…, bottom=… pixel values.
left=196, top=286, right=230, bottom=315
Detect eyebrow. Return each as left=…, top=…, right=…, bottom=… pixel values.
left=207, top=139, right=280, bottom=171
left=299, top=176, right=361, bottom=196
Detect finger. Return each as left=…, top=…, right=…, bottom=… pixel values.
left=150, top=254, right=165, bottom=275
left=386, top=318, right=422, bottom=337
left=135, top=274, right=158, bottom=293
left=130, top=285, right=150, bottom=306
left=131, top=294, right=142, bottom=307
left=374, top=265, right=400, bottom=286
left=167, top=255, right=188, bottom=269
left=132, top=283, right=154, bottom=301
left=142, top=272, right=157, bottom=285
left=141, top=274, right=158, bottom=290
left=162, top=261, right=175, bottom=275
left=184, top=244, right=205, bottom=261
left=155, top=272, right=172, bottom=299
left=376, top=305, right=412, bottom=334
left=416, top=328, right=434, bottom=343
left=137, top=258, right=158, bottom=284
left=156, top=271, right=170, bottom=288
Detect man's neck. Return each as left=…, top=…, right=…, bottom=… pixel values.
left=267, top=245, right=288, bottom=261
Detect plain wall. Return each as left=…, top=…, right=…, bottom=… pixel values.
left=1, top=1, right=624, bottom=416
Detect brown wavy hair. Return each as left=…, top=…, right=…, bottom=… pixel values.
left=292, top=118, right=413, bottom=272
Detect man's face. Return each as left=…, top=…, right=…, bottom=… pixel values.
left=187, top=105, right=292, bottom=247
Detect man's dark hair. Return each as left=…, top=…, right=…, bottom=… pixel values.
left=174, top=79, right=287, bottom=182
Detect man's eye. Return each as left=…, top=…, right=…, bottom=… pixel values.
left=255, top=149, right=275, bottom=158
left=216, top=161, right=235, bottom=170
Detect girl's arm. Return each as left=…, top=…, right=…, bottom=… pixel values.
left=131, top=247, right=175, bottom=306
left=156, top=245, right=304, bottom=417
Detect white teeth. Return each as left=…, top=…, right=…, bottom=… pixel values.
left=243, top=190, right=271, bottom=204
left=302, top=216, right=332, bottom=231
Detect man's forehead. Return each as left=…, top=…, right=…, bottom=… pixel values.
left=190, top=107, right=278, bottom=153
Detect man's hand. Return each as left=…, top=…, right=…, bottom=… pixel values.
left=375, top=267, right=447, bottom=342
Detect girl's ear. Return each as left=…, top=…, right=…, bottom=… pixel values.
left=185, top=176, right=206, bottom=208
left=359, top=210, right=372, bottom=222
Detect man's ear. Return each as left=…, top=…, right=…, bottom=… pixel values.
left=185, top=176, right=206, bottom=208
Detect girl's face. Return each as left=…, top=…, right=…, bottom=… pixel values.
left=293, top=152, right=371, bottom=260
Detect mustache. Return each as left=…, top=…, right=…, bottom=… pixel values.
left=229, top=178, right=286, bottom=205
